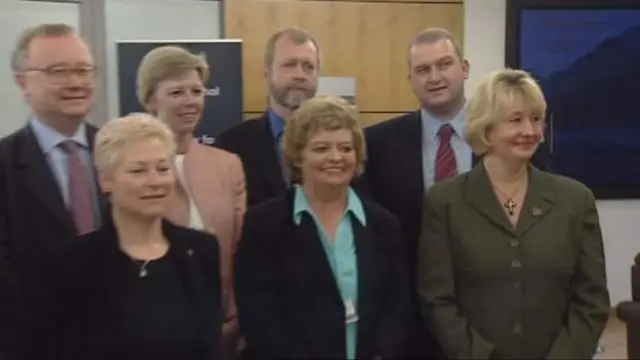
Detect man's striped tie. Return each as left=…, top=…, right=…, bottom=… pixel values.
left=434, top=124, right=458, bottom=182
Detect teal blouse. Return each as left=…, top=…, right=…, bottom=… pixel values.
left=293, top=185, right=366, bottom=359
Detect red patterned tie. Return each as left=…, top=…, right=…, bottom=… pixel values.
left=60, top=140, right=95, bottom=235
left=434, top=124, right=458, bottom=182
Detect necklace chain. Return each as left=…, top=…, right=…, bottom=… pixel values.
left=123, top=242, right=167, bottom=278
left=138, top=259, right=151, bottom=277
left=492, top=177, right=526, bottom=216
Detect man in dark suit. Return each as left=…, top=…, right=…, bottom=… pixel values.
left=360, top=28, right=549, bottom=359
left=214, top=27, right=320, bottom=207
left=0, top=23, right=106, bottom=358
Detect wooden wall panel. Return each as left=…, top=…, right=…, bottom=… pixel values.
left=225, top=0, right=464, bottom=123
left=243, top=113, right=258, bottom=121
left=359, top=112, right=405, bottom=128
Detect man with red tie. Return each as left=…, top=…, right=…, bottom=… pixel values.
left=0, top=23, right=106, bottom=359
left=359, top=27, right=549, bottom=359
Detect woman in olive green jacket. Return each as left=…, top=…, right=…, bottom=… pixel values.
left=417, top=69, right=610, bottom=359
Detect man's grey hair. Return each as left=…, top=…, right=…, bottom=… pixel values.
left=264, top=26, right=321, bottom=69
left=11, top=23, right=76, bottom=72
left=409, top=27, right=464, bottom=61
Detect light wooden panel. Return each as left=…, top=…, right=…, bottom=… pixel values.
left=359, top=112, right=405, bottom=128
left=225, top=0, right=464, bottom=113
left=242, top=113, right=264, bottom=121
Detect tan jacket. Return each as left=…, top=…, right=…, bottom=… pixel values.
left=165, top=139, right=246, bottom=356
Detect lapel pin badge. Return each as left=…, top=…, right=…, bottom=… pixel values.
left=187, top=248, right=194, bottom=256
left=532, top=207, right=542, bottom=216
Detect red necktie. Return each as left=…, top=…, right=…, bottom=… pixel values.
left=434, top=124, right=458, bottom=182
left=60, top=140, right=95, bottom=235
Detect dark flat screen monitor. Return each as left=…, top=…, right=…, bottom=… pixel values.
left=506, top=0, right=640, bottom=199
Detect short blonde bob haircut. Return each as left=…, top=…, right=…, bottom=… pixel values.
left=136, top=45, right=209, bottom=107
left=465, top=68, right=547, bottom=155
left=94, top=112, right=176, bottom=173
left=282, top=95, right=366, bottom=183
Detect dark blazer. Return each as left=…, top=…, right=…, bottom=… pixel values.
left=214, top=114, right=287, bottom=207
left=0, top=123, right=106, bottom=359
left=417, top=162, right=610, bottom=359
left=43, top=214, right=222, bottom=360
left=234, top=188, right=411, bottom=359
left=0, top=248, right=18, bottom=360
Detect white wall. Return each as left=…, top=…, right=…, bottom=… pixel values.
left=104, top=0, right=221, bottom=120
left=464, top=0, right=640, bottom=306
left=0, top=0, right=79, bottom=137
left=0, top=0, right=221, bottom=137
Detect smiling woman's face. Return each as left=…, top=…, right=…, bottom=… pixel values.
left=297, top=128, right=357, bottom=188
left=100, top=137, right=175, bottom=218
left=485, top=96, right=545, bottom=162
left=146, top=70, right=205, bottom=135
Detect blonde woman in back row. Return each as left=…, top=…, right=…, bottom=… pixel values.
left=136, top=45, right=247, bottom=359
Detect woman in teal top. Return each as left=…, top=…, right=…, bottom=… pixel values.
left=234, top=95, right=411, bottom=359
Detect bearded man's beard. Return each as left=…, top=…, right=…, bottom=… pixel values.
left=269, top=83, right=316, bottom=111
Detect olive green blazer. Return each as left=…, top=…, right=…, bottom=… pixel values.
left=417, top=162, right=610, bottom=359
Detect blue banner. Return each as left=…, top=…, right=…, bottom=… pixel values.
left=116, top=40, right=243, bottom=146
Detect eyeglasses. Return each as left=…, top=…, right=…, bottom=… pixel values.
left=22, top=65, right=97, bottom=85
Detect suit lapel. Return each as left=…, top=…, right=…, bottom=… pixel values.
left=294, top=214, right=342, bottom=304
left=254, top=116, right=287, bottom=196
left=464, top=162, right=557, bottom=237
left=86, top=125, right=108, bottom=218
left=163, top=222, right=217, bottom=350
left=181, top=141, right=219, bottom=231
left=15, top=126, right=75, bottom=232
left=165, top=178, right=190, bottom=226
left=514, top=167, right=556, bottom=237
left=402, top=111, right=426, bottom=201
left=352, top=216, right=375, bottom=335
left=463, top=162, right=516, bottom=236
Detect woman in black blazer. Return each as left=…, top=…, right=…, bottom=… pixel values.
left=44, top=113, right=222, bottom=359
left=234, top=95, right=411, bottom=359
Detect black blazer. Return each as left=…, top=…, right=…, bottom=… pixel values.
left=40, top=214, right=222, bottom=360
left=214, top=113, right=287, bottom=207
left=0, top=123, right=106, bottom=359
left=234, top=188, right=411, bottom=359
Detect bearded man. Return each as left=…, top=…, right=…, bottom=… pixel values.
left=215, top=27, right=319, bottom=207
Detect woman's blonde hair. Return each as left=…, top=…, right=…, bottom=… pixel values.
left=465, top=68, right=547, bottom=155
left=94, top=112, right=176, bottom=173
left=136, top=45, right=209, bottom=108
left=282, top=95, right=366, bottom=183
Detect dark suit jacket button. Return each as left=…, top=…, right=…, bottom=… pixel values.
left=513, top=323, right=522, bottom=334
